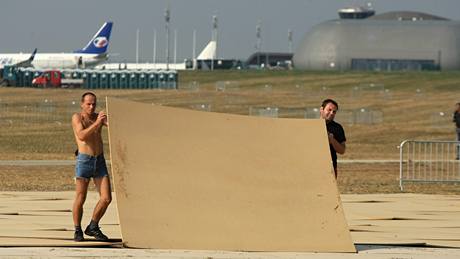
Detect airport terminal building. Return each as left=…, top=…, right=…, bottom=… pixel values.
left=293, top=11, right=460, bottom=71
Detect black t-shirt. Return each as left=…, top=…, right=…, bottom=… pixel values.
left=453, top=111, right=460, bottom=128
left=326, top=120, right=346, bottom=169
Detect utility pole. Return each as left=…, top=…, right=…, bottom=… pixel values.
left=288, top=29, right=293, bottom=53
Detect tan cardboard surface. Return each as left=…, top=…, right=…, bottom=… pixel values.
left=106, top=98, right=355, bottom=252
left=0, top=192, right=459, bottom=250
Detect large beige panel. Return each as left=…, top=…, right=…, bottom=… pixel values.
left=106, top=98, right=355, bottom=252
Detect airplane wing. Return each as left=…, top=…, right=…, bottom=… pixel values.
left=13, top=48, right=37, bottom=68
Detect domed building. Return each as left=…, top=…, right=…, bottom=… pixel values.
left=293, top=10, right=460, bottom=71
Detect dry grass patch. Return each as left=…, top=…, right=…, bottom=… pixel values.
left=2, top=70, right=460, bottom=193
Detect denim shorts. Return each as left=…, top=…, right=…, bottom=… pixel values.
left=75, top=153, right=109, bottom=179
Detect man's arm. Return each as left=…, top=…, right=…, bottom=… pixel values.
left=102, top=114, right=108, bottom=127
left=72, top=112, right=106, bottom=141
left=328, top=133, right=346, bottom=154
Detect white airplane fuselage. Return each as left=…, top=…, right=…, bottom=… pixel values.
left=0, top=53, right=106, bottom=69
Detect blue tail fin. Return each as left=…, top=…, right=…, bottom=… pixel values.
left=28, top=48, right=37, bottom=62
left=74, top=22, right=113, bottom=54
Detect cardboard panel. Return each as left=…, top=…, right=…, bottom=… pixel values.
left=106, top=98, right=355, bottom=252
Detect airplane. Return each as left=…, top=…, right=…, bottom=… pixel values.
left=0, top=21, right=113, bottom=70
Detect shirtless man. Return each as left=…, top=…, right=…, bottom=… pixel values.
left=71, top=92, right=111, bottom=241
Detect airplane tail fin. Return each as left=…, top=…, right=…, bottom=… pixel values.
left=74, top=22, right=113, bottom=54
left=28, top=48, right=37, bottom=62
left=13, top=48, right=37, bottom=68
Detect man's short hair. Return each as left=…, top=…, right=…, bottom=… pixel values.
left=81, top=92, right=96, bottom=102
left=321, top=99, right=339, bottom=110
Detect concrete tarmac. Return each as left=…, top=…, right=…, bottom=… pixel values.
left=1, top=245, right=460, bottom=259
left=1, top=192, right=460, bottom=258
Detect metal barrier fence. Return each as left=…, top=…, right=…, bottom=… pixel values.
left=0, top=99, right=89, bottom=126
left=399, top=140, right=460, bottom=191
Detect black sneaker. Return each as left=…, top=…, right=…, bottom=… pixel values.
left=74, top=229, right=84, bottom=242
left=84, top=225, right=109, bottom=241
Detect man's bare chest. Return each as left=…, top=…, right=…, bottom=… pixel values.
left=80, top=114, right=100, bottom=133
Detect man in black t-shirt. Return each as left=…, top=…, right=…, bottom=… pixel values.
left=320, top=99, right=346, bottom=178
left=453, top=103, right=460, bottom=159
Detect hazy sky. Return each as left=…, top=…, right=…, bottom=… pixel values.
left=1, top=0, right=459, bottom=62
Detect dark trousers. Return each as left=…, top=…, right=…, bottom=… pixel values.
left=457, top=128, right=460, bottom=159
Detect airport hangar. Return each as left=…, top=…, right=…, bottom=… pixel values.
left=293, top=11, right=460, bottom=71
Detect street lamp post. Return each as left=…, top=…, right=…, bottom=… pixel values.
left=165, top=5, right=170, bottom=70
left=211, top=15, right=218, bottom=70
left=256, top=21, right=261, bottom=68
left=136, top=28, right=139, bottom=64
left=153, top=29, right=156, bottom=68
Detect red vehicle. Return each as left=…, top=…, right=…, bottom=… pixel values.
left=32, top=70, right=84, bottom=88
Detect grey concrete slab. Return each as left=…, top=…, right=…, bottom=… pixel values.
left=0, top=245, right=460, bottom=259
left=1, top=192, right=460, bottom=257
